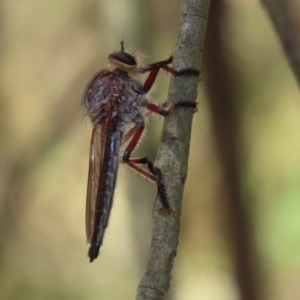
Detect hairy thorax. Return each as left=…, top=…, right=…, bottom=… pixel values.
left=82, top=69, right=148, bottom=128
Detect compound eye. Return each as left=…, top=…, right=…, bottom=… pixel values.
left=108, top=52, right=136, bottom=67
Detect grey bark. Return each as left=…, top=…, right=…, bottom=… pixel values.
left=135, top=1, right=210, bottom=299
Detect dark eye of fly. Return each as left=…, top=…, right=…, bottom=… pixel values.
left=108, top=51, right=137, bottom=66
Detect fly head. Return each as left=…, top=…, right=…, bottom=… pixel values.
left=108, top=41, right=137, bottom=72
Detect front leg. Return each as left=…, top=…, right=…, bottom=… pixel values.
left=147, top=101, right=198, bottom=116
left=135, top=56, right=200, bottom=94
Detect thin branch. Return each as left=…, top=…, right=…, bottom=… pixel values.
left=136, top=1, right=210, bottom=300
left=261, top=0, right=300, bottom=88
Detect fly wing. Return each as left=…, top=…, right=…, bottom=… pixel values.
left=85, top=123, right=103, bottom=243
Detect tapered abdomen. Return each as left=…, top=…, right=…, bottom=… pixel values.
left=88, top=126, right=123, bottom=262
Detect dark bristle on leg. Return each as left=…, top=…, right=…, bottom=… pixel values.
left=174, top=101, right=198, bottom=113
left=157, top=181, right=174, bottom=215
left=174, top=68, right=200, bottom=77
left=153, top=167, right=174, bottom=214
left=175, top=101, right=197, bottom=108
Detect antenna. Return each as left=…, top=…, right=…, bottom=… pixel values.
left=118, top=35, right=125, bottom=51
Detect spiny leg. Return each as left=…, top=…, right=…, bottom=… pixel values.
left=122, top=101, right=198, bottom=213
left=124, top=158, right=175, bottom=214
left=148, top=101, right=198, bottom=115
left=122, top=99, right=197, bottom=211
left=138, top=56, right=200, bottom=94
left=122, top=125, right=174, bottom=213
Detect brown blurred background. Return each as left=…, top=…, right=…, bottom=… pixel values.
left=0, top=0, right=300, bottom=299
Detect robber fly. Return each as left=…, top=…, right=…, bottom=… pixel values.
left=82, top=41, right=199, bottom=262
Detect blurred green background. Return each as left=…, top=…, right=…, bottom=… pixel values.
left=0, top=0, right=300, bottom=299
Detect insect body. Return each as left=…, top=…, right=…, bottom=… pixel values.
left=82, top=42, right=199, bottom=262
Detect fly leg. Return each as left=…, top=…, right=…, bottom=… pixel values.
left=147, top=101, right=198, bottom=114
left=138, top=56, right=200, bottom=94
left=122, top=101, right=196, bottom=214
left=122, top=124, right=174, bottom=214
